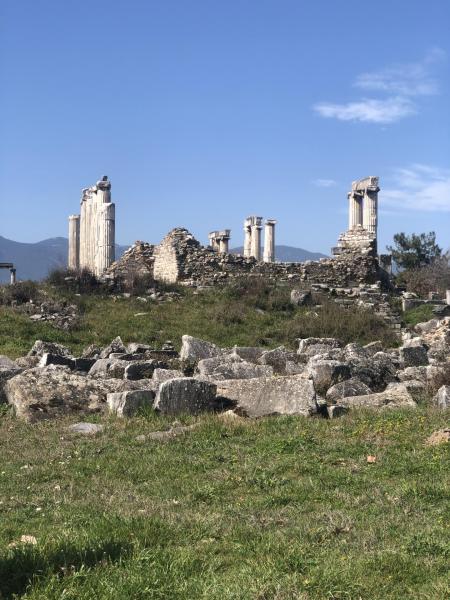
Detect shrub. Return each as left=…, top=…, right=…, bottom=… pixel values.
left=0, top=280, right=40, bottom=305
left=46, top=268, right=107, bottom=295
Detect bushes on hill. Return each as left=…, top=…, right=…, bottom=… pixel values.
left=0, top=280, right=40, bottom=305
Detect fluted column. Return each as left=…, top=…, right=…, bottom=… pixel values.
left=348, top=192, right=363, bottom=230
left=362, top=188, right=378, bottom=237
left=96, top=203, right=115, bottom=275
left=219, top=238, right=229, bottom=253
left=243, top=219, right=252, bottom=257
left=10, top=268, right=16, bottom=284
left=68, top=215, right=80, bottom=270
left=250, top=221, right=262, bottom=261
left=263, top=219, right=276, bottom=263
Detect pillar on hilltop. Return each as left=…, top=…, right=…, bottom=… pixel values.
left=263, top=219, right=277, bottom=263
left=68, top=214, right=80, bottom=270
left=250, top=216, right=263, bottom=261
left=243, top=218, right=252, bottom=257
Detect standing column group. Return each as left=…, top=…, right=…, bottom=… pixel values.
left=68, top=175, right=115, bottom=276
left=243, top=216, right=276, bottom=262
left=347, top=176, right=379, bottom=241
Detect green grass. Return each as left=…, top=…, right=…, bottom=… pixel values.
left=403, top=304, right=436, bottom=328
left=0, top=408, right=449, bottom=599
left=0, top=284, right=399, bottom=359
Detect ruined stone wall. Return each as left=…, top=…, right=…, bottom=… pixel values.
left=107, top=227, right=387, bottom=289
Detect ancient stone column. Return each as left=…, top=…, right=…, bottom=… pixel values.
left=243, top=218, right=252, bottom=257
left=362, top=185, right=378, bottom=238
left=348, top=191, right=363, bottom=230
left=10, top=268, right=16, bottom=284
left=68, top=215, right=80, bottom=270
left=446, top=290, right=450, bottom=305
left=263, top=219, right=277, bottom=263
left=250, top=217, right=263, bottom=261
left=96, top=202, right=115, bottom=276
left=219, top=236, right=229, bottom=253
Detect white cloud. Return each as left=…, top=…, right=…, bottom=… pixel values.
left=355, top=48, right=444, bottom=97
left=314, top=97, right=415, bottom=124
left=382, top=164, right=450, bottom=212
left=314, top=49, right=445, bottom=124
left=313, top=178, right=337, bottom=187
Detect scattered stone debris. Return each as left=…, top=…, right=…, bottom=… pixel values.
left=68, top=423, right=104, bottom=435
left=2, top=317, right=450, bottom=421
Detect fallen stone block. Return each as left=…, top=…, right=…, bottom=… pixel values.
left=152, top=368, right=184, bottom=383
left=326, top=378, right=372, bottom=403
left=107, top=390, right=155, bottom=417
left=154, top=378, right=217, bottom=415
left=198, top=355, right=273, bottom=380
left=38, top=353, right=75, bottom=369
left=180, top=335, right=221, bottom=362
left=28, top=340, right=72, bottom=358
left=217, top=375, right=317, bottom=418
left=68, top=422, right=104, bottom=435
left=338, top=383, right=417, bottom=410
left=433, top=385, right=450, bottom=409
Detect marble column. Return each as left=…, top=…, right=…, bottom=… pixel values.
left=10, top=268, right=16, bottom=284
left=446, top=290, right=450, bottom=305
left=68, top=214, right=80, bottom=270
left=243, top=218, right=252, bottom=257
left=362, top=186, right=378, bottom=238
left=79, top=194, right=87, bottom=269
left=263, top=219, right=276, bottom=263
left=96, top=202, right=115, bottom=275
left=219, top=237, right=229, bottom=253
left=348, top=192, right=363, bottom=230
left=250, top=217, right=263, bottom=261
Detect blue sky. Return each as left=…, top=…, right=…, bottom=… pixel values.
left=1, top=0, right=449, bottom=254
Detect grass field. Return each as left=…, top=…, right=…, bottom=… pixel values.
left=0, top=407, right=449, bottom=599
left=0, top=283, right=398, bottom=359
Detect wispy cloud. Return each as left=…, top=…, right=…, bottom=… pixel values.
left=314, top=97, right=415, bottom=124
left=355, top=48, right=444, bottom=97
left=314, top=49, right=445, bottom=124
left=313, top=178, right=337, bottom=188
left=382, top=164, right=450, bottom=212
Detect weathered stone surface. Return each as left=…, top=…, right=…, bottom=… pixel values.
left=230, top=346, right=265, bottom=364
left=28, top=340, right=72, bottom=358
left=88, top=359, right=127, bottom=379
left=290, top=289, right=312, bottom=306
left=338, top=383, right=416, bottom=410
left=258, top=346, right=299, bottom=375
left=216, top=375, right=317, bottom=418
left=306, top=358, right=351, bottom=392
left=433, top=385, right=450, bottom=409
left=81, top=344, right=101, bottom=359
left=38, top=353, right=75, bottom=369
left=124, top=360, right=157, bottom=380
left=326, top=405, right=349, bottom=418
left=297, top=338, right=342, bottom=358
left=73, top=358, right=97, bottom=372
left=348, top=352, right=398, bottom=392
left=326, top=378, right=372, bottom=403
left=68, top=422, right=104, bottom=435
left=197, top=355, right=273, bottom=380
left=154, top=378, right=217, bottom=415
left=399, top=344, right=429, bottom=367
left=152, top=368, right=184, bottom=383
left=180, top=335, right=221, bottom=362
left=99, top=336, right=126, bottom=359
left=4, top=366, right=154, bottom=422
left=107, top=390, right=155, bottom=417
left=363, top=341, right=384, bottom=355
left=0, top=360, right=23, bottom=404
left=14, top=356, right=40, bottom=369
left=126, top=342, right=153, bottom=354
left=425, top=429, right=450, bottom=446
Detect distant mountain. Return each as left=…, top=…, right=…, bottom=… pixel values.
left=0, top=236, right=130, bottom=283
left=231, top=245, right=328, bottom=262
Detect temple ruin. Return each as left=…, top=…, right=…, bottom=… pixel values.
left=67, top=176, right=115, bottom=276
left=92, top=174, right=387, bottom=288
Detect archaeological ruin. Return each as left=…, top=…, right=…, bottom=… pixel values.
left=0, top=262, right=17, bottom=284
left=68, top=175, right=115, bottom=276
left=105, top=175, right=387, bottom=291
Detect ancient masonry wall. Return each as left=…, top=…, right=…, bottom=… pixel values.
left=107, top=227, right=386, bottom=289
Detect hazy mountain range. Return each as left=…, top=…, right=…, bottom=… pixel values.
left=0, top=236, right=327, bottom=282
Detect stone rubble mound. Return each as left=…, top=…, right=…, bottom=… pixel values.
left=1, top=317, right=450, bottom=421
